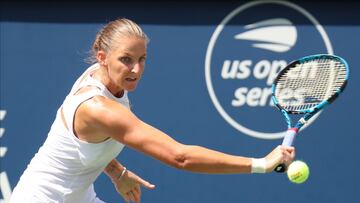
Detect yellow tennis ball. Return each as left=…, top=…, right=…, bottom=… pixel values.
left=287, top=160, right=309, bottom=184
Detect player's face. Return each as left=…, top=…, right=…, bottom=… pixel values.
left=104, top=36, right=147, bottom=94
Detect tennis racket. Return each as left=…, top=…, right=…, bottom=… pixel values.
left=272, top=54, right=349, bottom=173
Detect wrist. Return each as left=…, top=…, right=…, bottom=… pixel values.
left=104, top=160, right=127, bottom=181
left=116, top=167, right=128, bottom=181
left=251, top=158, right=266, bottom=173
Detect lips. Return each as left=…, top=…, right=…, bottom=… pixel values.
left=125, top=77, right=137, bottom=82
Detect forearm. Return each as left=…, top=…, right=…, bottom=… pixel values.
left=177, top=145, right=253, bottom=174
left=104, top=159, right=126, bottom=181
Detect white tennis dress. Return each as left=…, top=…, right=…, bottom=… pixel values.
left=10, top=64, right=129, bottom=203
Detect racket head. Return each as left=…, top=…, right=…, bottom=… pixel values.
left=272, top=54, right=349, bottom=114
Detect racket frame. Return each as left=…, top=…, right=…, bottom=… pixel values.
left=271, top=54, right=349, bottom=172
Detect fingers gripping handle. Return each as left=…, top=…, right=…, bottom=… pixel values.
left=274, top=129, right=298, bottom=173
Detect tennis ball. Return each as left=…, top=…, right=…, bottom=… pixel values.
left=287, top=160, right=309, bottom=184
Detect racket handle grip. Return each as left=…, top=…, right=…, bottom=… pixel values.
left=281, top=128, right=298, bottom=146
left=274, top=129, right=298, bottom=173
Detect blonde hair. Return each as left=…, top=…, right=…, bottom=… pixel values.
left=88, top=18, right=149, bottom=63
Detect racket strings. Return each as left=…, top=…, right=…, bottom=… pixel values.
left=275, top=59, right=347, bottom=112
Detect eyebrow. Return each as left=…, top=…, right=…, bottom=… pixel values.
left=122, top=52, right=146, bottom=57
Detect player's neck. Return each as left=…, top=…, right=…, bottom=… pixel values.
left=93, top=67, right=124, bottom=98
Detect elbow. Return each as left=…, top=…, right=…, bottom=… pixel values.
left=169, top=145, right=192, bottom=171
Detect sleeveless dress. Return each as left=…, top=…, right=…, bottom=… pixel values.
left=10, top=64, right=129, bottom=203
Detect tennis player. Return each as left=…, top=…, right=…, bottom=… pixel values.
left=10, top=18, right=295, bottom=203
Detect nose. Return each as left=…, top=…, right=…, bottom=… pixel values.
left=131, top=63, right=143, bottom=74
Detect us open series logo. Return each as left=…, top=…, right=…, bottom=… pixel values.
left=205, top=0, right=333, bottom=139
left=0, top=110, right=11, bottom=202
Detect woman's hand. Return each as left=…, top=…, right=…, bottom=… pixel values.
left=112, top=169, right=155, bottom=203
left=264, top=145, right=296, bottom=172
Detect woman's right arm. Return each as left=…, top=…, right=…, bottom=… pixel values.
left=77, top=96, right=295, bottom=174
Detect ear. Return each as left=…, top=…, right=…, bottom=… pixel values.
left=96, top=50, right=107, bottom=66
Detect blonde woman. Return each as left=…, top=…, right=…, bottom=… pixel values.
left=10, top=18, right=295, bottom=203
